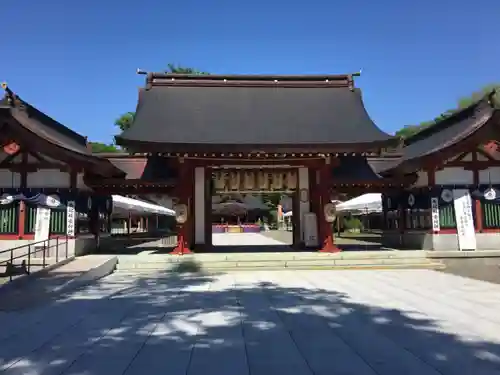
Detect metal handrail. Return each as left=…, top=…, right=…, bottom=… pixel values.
left=0, top=235, right=70, bottom=282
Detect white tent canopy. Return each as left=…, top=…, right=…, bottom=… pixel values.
left=112, top=195, right=175, bottom=216
left=335, top=193, right=382, bottom=214
left=281, top=200, right=343, bottom=218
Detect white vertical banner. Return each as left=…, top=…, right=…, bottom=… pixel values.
left=194, top=167, right=205, bottom=244
left=34, top=206, right=51, bottom=242
left=430, top=197, right=440, bottom=232
left=66, top=201, right=76, bottom=237
left=298, top=167, right=309, bottom=242
left=452, top=189, right=476, bottom=251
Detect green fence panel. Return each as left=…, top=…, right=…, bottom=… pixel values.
left=0, top=203, right=18, bottom=234
left=483, top=202, right=500, bottom=229
left=439, top=205, right=456, bottom=228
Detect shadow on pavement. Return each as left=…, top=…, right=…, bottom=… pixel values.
left=0, top=269, right=499, bottom=375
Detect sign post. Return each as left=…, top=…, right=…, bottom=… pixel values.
left=430, top=197, right=440, bottom=232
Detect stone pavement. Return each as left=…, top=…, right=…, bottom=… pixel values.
left=1, top=269, right=500, bottom=375
left=212, top=232, right=287, bottom=246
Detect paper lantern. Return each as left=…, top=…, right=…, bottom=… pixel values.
left=258, top=171, right=268, bottom=190
left=229, top=171, right=240, bottom=190
left=286, top=171, right=297, bottom=190
left=214, top=172, right=226, bottom=191
left=244, top=171, right=255, bottom=190
left=272, top=172, right=284, bottom=190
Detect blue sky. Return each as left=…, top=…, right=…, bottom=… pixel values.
left=2, top=0, right=499, bottom=143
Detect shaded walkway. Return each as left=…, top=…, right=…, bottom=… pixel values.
left=1, top=269, right=500, bottom=374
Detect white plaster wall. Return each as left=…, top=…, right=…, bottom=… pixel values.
left=479, top=167, right=500, bottom=184
left=0, top=171, right=21, bottom=188
left=298, top=167, right=310, bottom=242
left=435, top=167, right=473, bottom=185
left=477, top=153, right=490, bottom=161
left=194, top=167, right=205, bottom=244
left=461, top=153, right=473, bottom=161
left=27, top=169, right=70, bottom=188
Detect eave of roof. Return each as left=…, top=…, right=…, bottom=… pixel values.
left=381, top=91, right=499, bottom=175
left=1, top=85, right=125, bottom=178
left=116, top=72, right=395, bottom=152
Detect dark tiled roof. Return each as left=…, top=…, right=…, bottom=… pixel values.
left=0, top=87, right=124, bottom=177
left=107, top=155, right=178, bottom=181
left=381, top=91, right=499, bottom=174
left=107, top=157, right=147, bottom=179
left=116, top=74, right=394, bottom=151
left=367, top=157, right=401, bottom=174
left=331, top=156, right=381, bottom=183
left=1, top=95, right=90, bottom=155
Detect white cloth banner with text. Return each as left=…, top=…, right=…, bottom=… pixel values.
left=452, top=189, right=476, bottom=251
left=34, top=207, right=51, bottom=242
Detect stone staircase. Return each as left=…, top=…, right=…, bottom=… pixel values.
left=115, top=251, right=445, bottom=272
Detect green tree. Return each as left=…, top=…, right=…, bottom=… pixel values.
left=166, top=63, right=209, bottom=75
left=114, top=111, right=135, bottom=133
left=114, top=64, right=208, bottom=134
left=89, top=142, right=121, bottom=153
left=396, top=84, right=499, bottom=139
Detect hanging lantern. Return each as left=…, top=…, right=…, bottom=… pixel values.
left=272, top=172, right=284, bottom=190
left=286, top=171, right=297, bottom=190
left=324, top=203, right=337, bottom=223
left=244, top=171, right=255, bottom=190
left=214, top=171, right=226, bottom=191
left=229, top=171, right=240, bottom=190
left=258, top=171, right=268, bottom=190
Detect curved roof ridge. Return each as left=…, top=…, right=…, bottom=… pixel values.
left=1, top=84, right=88, bottom=147
left=404, top=90, right=497, bottom=145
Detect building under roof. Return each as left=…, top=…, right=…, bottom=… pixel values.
left=116, top=73, right=398, bottom=153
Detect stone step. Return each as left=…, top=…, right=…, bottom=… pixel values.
left=116, top=257, right=444, bottom=271
left=115, top=250, right=429, bottom=264
left=116, top=262, right=444, bottom=272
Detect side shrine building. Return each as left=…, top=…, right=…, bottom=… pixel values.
left=380, top=91, right=500, bottom=251
left=0, top=83, right=124, bottom=254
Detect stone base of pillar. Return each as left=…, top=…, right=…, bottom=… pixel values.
left=170, top=230, right=193, bottom=255
left=319, top=235, right=341, bottom=253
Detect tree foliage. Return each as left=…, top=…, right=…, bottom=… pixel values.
left=166, top=63, right=209, bottom=75
left=89, top=141, right=121, bottom=153
left=114, top=111, right=135, bottom=133
left=395, top=84, right=499, bottom=139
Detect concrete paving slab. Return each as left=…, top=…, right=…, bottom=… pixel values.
left=0, top=255, right=117, bottom=311
left=212, top=232, right=287, bottom=246
left=1, top=269, right=500, bottom=375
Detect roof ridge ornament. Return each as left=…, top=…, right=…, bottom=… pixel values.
left=1, top=82, right=19, bottom=107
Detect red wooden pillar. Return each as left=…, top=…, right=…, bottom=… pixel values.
left=318, top=160, right=340, bottom=252
left=171, top=159, right=194, bottom=255
left=204, top=166, right=213, bottom=252
left=291, top=188, right=301, bottom=249
left=18, top=201, right=26, bottom=239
